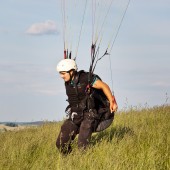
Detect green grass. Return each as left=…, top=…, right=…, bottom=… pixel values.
left=0, top=105, right=170, bottom=170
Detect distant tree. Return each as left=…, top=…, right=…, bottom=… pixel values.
left=5, top=123, right=18, bottom=127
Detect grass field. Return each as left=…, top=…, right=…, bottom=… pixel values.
left=0, top=105, right=169, bottom=170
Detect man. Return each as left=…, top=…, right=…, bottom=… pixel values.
left=56, top=59, right=118, bottom=154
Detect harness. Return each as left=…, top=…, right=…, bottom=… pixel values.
left=65, top=70, right=94, bottom=114
left=65, top=70, right=114, bottom=132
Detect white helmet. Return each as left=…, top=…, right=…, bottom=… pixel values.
left=56, top=59, right=77, bottom=72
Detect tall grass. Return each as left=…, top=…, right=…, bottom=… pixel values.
left=0, top=105, right=169, bottom=170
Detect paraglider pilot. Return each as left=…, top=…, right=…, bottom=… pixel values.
left=56, top=59, right=118, bottom=154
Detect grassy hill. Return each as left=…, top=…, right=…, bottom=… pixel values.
left=0, top=105, right=169, bottom=170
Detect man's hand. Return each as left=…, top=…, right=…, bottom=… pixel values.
left=110, top=96, right=118, bottom=113
left=110, top=102, right=118, bottom=113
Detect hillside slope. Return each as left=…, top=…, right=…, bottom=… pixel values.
left=0, top=105, right=169, bottom=170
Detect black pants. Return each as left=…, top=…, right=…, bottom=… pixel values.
left=56, top=112, right=96, bottom=154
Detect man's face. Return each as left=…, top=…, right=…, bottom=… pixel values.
left=59, top=71, right=71, bottom=82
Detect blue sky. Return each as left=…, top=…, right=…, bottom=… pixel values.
left=0, top=0, right=170, bottom=122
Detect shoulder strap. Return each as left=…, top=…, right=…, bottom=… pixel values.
left=72, top=70, right=86, bottom=104
left=72, top=70, right=85, bottom=85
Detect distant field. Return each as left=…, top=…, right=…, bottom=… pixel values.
left=0, top=124, right=36, bottom=132
left=0, top=105, right=169, bottom=170
left=0, top=121, right=46, bottom=132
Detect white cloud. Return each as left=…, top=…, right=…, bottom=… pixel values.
left=26, top=20, right=59, bottom=35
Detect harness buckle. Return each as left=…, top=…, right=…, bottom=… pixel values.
left=71, top=112, right=78, bottom=121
